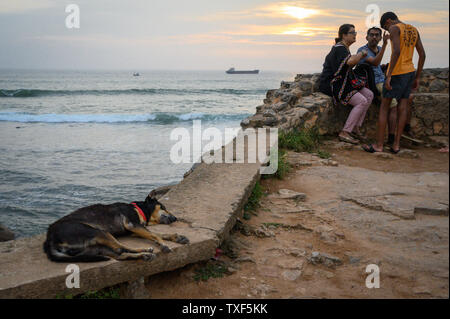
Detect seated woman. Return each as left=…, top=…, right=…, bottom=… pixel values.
left=319, top=24, right=374, bottom=144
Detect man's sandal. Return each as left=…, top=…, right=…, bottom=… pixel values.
left=362, top=144, right=380, bottom=153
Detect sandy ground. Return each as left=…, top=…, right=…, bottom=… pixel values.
left=144, top=140, right=449, bottom=299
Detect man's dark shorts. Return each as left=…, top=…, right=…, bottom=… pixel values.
left=383, top=71, right=416, bottom=100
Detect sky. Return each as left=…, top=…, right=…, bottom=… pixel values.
left=0, top=0, right=448, bottom=72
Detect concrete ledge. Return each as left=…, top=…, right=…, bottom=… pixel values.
left=0, top=158, right=263, bottom=298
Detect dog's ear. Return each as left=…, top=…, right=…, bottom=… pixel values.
left=147, top=190, right=157, bottom=200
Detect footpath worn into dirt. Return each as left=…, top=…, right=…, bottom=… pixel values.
left=145, top=142, right=449, bottom=299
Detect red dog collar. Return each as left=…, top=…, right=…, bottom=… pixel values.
left=131, top=202, right=147, bottom=223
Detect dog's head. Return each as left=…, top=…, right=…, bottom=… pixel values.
left=144, top=193, right=177, bottom=225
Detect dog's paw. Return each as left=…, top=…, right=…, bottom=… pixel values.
left=142, top=253, right=156, bottom=261
left=176, top=235, right=189, bottom=245
left=159, top=214, right=177, bottom=225
left=161, top=245, right=172, bottom=253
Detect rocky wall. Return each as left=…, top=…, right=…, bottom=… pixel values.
left=241, top=68, right=449, bottom=139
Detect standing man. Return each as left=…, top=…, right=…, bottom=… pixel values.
left=363, top=12, right=426, bottom=154
left=358, top=27, right=397, bottom=146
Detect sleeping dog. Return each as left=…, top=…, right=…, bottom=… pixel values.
left=43, top=192, right=189, bottom=262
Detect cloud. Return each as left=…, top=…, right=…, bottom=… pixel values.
left=0, top=0, right=57, bottom=13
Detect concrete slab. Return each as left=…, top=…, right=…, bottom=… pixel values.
left=0, top=158, right=264, bottom=298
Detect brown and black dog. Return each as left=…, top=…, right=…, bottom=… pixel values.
left=43, top=192, right=189, bottom=262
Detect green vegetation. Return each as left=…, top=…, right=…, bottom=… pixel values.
left=317, top=149, right=332, bottom=159
left=261, top=147, right=291, bottom=180
left=56, top=287, right=120, bottom=299
left=274, top=148, right=290, bottom=179
left=193, top=261, right=228, bottom=282
left=278, top=126, right=321, bottom=153
left=278, top=126, right=332, bottom=160
left=244, top=181, right=264, bottom=213
left=76, top=287, right=120, bottom=299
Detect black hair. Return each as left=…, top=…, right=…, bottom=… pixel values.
left=367, top=27, right=382, bottom=36
left=380, top=12, right=398, bottom=29
left=335, top=24, right=355, bottom=44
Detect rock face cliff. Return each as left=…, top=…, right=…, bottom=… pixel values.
left=241, top=68, right=449, bottom=139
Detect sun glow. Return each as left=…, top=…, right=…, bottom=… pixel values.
left=281, top=6, right=318, bottom=20
left=281, top=28, right=316, bottom=36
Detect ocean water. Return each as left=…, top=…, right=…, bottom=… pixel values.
left=0, top=69, right=292, bottom=238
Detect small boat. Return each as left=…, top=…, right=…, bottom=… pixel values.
left=133, top=72, right=140, bottom=76
left=226, top=67, right=259, bottom=74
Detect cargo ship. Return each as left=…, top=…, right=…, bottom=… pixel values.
left=226, top=67, right=259, bottom=74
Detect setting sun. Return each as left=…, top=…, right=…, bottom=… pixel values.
left=281, top=6, right=318, bottom=20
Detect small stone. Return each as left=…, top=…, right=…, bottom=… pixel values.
left=319, top=159, right=338, bottom=166
left=254, top=227, right=275, bottom=238
left=282, top=270, right=302, bottom=281
left=286, top=248, right=306, bottom=257
left=227, top=266, right=239, bottom=274
left=277, top=189, right=307, bottom=201
left=235, top=256, right=256, bottom=263
left=310, top=251, right=342, bottom=268
left=348, top=256, right=361, bottom=265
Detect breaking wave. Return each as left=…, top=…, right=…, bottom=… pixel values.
left=0, top=112, right=248, bottom=124
left=0, top=88, right=267, bottom=98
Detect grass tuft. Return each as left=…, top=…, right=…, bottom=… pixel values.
left=244, top=181, right=264, bottom=214
left=193, top=262, right=228, bottom=282
left=278, top=126, right=321, bottom=153
left=56, top=287, right=120, bottom=299
left=317, top=149, right=332, bottom=159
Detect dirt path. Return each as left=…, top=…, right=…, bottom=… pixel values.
left=145, top=141, right=449, bottom=299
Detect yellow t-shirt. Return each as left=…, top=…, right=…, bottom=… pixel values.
left=389, top=23, right=418, bottom=76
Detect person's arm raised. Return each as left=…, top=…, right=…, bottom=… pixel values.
left=365, top=32, right=389, bottom=66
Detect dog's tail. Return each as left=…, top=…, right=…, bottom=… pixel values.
left=43, top=237, right=110, bottom=263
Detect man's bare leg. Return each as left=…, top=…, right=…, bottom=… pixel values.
left=392, top=98, right=409, bottom=152
left=388, top=106, right=397, bottom=145
left=374, top=97, right=394, bottom=151
left=401, top=95, right=423, bottom=143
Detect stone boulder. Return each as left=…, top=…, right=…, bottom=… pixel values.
left=0, top=224, right=15, bottom=242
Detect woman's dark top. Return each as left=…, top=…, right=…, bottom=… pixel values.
left=319, top=43, right=363, bottom=105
